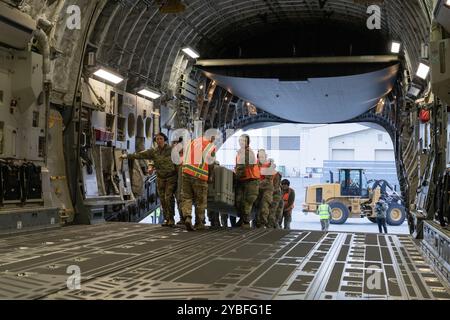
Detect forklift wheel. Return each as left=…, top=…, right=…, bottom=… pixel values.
left=386, top=203, right=406, bottom=226
left=329, top=202, right=350, bottom=225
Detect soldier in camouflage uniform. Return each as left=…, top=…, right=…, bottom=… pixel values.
left=255, top=150, right=274, bottom=228
left=277, top=198, right=284, bottom=228
left=235, top=134, right=260, bottom=229
left=124, top=133, right=177, bottom=227
left=181, top=136, right=216, bottom=231
left=268, top=160, right=282, bottom=229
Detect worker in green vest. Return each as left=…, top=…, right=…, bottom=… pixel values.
left=317, top=199, right=331, bottom=232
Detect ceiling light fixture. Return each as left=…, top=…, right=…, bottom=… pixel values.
left=390, top=41, right=401, bottom=54
left=137, top=88, right=161, bottom=100
left=416, top=63, right=430, bottom=80
left=93, top=68, right=124, bottom=84
left=182, top=47, right=200, bottom=59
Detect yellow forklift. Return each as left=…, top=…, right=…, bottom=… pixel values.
left=302, top=168, right=406, bottom=225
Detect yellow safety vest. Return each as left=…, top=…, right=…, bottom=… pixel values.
left=318, top=204, right=330, bottom=220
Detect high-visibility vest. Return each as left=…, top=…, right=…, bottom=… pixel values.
left=283, top=189, right=295, bottom=211
left=318, top=204, right=330, bottom=220
left=236, top=149, right=260, bottom=181
left=182, top=138, right=216, bottom=181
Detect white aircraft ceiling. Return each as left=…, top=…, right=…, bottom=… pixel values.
left=204, top=64, right=399, bottom=123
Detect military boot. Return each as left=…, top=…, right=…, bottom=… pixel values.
left=241, top=223, right=251, bottom=230
left=185, top=217, right=194, bottom=231
left=161, top=220, right=170, bottom=227
left=195, top=223, right=206, bottom=231
left=167, top=218, right=175, bottom=227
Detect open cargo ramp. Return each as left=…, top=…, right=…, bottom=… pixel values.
left=0, top=223, right=448, bottom=300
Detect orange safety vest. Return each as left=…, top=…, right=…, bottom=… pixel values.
left=236, top=148, right=260, bottom=181
left=283, top=189, right=295, bottom=211
left=182, top=138, right=216, bottom=181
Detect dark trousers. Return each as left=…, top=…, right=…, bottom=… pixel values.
left=377, top=217, right=388, bottom=234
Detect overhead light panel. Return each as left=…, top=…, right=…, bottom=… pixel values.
left=93, top=68, right=124, bottom=84
left=446, top=0, right=450, bottom=7
left=138, top=88, right=161, bottom=100
left=182, top=47, right=200, bottom=59
left=416, top=63, right=430, bottom=80
left=390, top=41, right=401, bottom=54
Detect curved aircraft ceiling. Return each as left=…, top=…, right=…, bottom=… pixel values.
left=38, top=0, right=432, bottom=108
left=204, top=64, right=399, bottom=123
left=82, top=0, right=429, bottom=93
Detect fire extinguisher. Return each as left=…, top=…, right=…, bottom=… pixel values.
left=419, top=108, right=431, bottom=123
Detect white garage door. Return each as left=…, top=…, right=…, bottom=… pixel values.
left=332, top=149, right=355, bottom=161
left=375, top=149, right=394, bottom=161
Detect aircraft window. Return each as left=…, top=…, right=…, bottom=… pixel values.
left=127, top=113, right=136, bottom=138
left=145, top=117, right=152, bottom=139
left=136, top=116, right=144, bottom=138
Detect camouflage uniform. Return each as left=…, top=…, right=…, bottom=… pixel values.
left=256, top=176, right=273, bottom=228
left=129, top=144, right=177, bottom=225
left=268, top=172, right=282, bottom=228
left=235, top=147, right=260, bottom=226
left=277, top=198, right=284, bottom=228
left=181, top=174, right=209, bottom=226
left=235, top=180, right=260, bottom=225
left=181, top=138, right=216, bottom=230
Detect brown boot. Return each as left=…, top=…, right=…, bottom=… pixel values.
left=195, top=224, right=206, bottom=231
left=185, top=217, right=194, bottom=231
left=161, top=220, right=170, bottom=227
left=241, top=223, right=251, bottom=230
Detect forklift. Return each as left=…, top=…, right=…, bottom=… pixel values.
left=302, top=168, right=406, bottom=225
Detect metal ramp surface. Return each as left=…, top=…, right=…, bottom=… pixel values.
left=0, top=223, right=448, bottom=300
